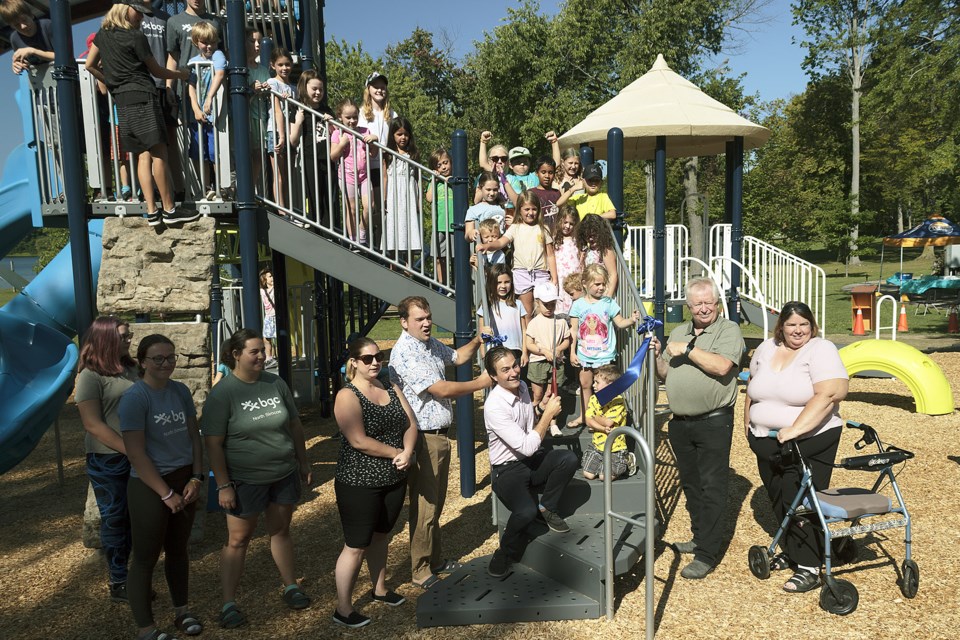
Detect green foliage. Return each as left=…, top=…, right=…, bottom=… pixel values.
left=10, top=228, right=69, bottom=271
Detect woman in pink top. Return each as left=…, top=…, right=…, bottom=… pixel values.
left=745, top=301, right=849, bottom=595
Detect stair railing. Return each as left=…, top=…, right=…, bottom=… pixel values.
left=624, top=224, right=689, bottom=300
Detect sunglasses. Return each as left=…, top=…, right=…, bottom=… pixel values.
left=490, top=155, right=507, bottom=162
left=146, top=354, right=178, bottom=366
left=356, top=353, right=384, bottom=365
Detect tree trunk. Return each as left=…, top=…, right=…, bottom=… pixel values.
left=683, top=157, right=705, bottom=267
left=645, top=162, right=655, bottom=227
left=848, top=15, right=862, bottom=266
left=897, top=201, right=904, bottom=233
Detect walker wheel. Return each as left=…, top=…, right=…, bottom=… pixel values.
left=819, top=579, right=859, bottom=615
left=748, top=545, right=770, bottom=580
left=900, top=560, right=919, bottom=598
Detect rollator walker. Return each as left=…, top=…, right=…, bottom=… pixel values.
left=748, top=421, right=917, bottom=615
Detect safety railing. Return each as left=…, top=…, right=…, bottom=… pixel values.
left=257, top=90, right=453, bottom=295
left=208, top=0, right=302, bottom=58
left=22, top=64, right=66, bottom=214
left=624, top=224, right=689, bottom=300
left=179, top=58, right=232, bottom=201
left=874, top=294, right=899, bottom=341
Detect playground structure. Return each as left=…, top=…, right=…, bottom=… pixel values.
left=1, top=0, right=955, bottom=632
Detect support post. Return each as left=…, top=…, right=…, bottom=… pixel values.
left=314, top=269, right=332, bottom=417
left=300, top=0, right=314, bottom=70
left=451, top=129, right=476, bottom=498
left=654, top=136, right=666, bottom=342
left=272, top=251, right=292, bottom=385
left=210, top=260, right=223, bottom=364
left=227, top=0, right=261, bottom=331
left=728, top=137, right=744, bottom=324
left=578, top=143, right=594, bottom=171
left=606, top=127, right=624, bottom=247
left=51, top=0, right=94, bottom=339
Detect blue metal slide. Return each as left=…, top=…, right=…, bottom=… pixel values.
left=0, top=144, right=103, bottom=474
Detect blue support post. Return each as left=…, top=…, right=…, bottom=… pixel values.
left=654, top=136, right=666, bottom=343
left=606, top=128, right=624, bottom=248
left=316, top=1, right=327, bottom=95
left=211, top=262, right=223, bottom=362
left=728, top=137, right=744, bottom=324
left=51, top=0, right=94, bottom=339
left=300, top=0, right=314, bottom=69
left=451, top=129, right=476, bottom=498
left=724, top=141, right=734, bottom=224
left=227, top=0, right=261, bottom=331
left=579, top=144, right=594, bottom=171
left=260, top=37, right=273, bottom=71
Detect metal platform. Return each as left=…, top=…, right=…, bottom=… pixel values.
left=416, top=557, right=600, bottom=627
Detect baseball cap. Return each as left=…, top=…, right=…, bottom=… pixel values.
left=582, top=163, right=603, bottom=182
left=508, top=146, right=531, bottom=161
left=366, top=71, right=388, bottom=86
left=533, top=282, right=559, bottom=303
left=118, top=0, right=154, bottom=15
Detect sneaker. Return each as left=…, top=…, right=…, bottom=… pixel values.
left=487, top=549, right=511, bottom=578
left=370, top=590, right=405, bottom=606
left=204, top=189, right=218, bottom=201
left=264, top=357, right=278, bottom=368
left=109, top=582, right=127, bottom=603
left=540, top=507, right=570, bottom=533
left=120, top=186, right=132, bottom=201
left=163, top=207, right=200, bottom=225
left=549, top=423, right=563, bottom=437
left=680, top=559, right=714, bottom=580
left=358, top=228, right=367, bottom=244
left=332, top=609, right=371, bottom=628
left=627, top=452, right=638, bottom=477
left=145, top=211, right=162, bottom=227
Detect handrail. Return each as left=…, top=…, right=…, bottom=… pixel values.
left=676, top=256, right=730, bottom=318
left=875, top=294, right=899, bottom=341
left=624, top=224, right=688, bottom=300
left=709, top=255, right=769, bottom=340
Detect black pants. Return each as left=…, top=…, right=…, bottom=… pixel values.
left=749, top=428, right=841, bottom=568
left=668, top=414, right=733, bottom=565
left=492, top=448, right=578, bottom=560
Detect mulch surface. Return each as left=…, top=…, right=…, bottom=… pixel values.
left=1, top=353, right=958, bottom=639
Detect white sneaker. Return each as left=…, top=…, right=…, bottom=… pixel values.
left=627, top=452, right=638, bottom=476
left=358, top=228, right=367, bottom=244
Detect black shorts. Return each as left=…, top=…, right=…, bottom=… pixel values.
left=116, top=93, right=167, bottom=154
left=335, top=479, right=406, bottom=548
left=158, top=87, right=180, bottom=129
left=229, top=471, right=301, bottom=518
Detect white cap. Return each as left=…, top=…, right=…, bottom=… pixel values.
left=534, top=282, right=559, bottom=302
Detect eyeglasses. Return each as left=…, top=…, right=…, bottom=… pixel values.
left=356, top=353, right=384, bottom=365
left=146, top=354, right=178, bottom=366
left=490, top=155, right=507, bottom=162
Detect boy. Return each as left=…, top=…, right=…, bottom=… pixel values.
left=525, top=282, right=571, bottom=436
left=245, top=27, right=270, bottom=195
left=561, top=162, right=616, bottom=220
left=470, top=218, right=507, bottom=270
left=186, top=21, right=226, bottom=200
left=562, top=272, right=584, bottom=307
left=2, top=0, right=54, bottom=75
left=581, top=364, right=636, bottom=480
left=506, top=146, right=539, bottom=193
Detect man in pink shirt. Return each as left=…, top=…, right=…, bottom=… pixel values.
left=482, top=346, right=577, bottom=577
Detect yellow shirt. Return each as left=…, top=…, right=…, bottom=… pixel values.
left=503, top=222, right=553, bottom=270
left=571, top=191, right=615, bottom=218
left=587, top=393, right=627, bottom=452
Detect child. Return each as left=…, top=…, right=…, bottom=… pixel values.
left=84, top=2, right=197, bottom=226
left=259, top=268, right=277, bottom=367
left=212, top=338, right=232, bottom=386
left=426, top=148, right=455, bottom=284
left=477, top=191, right=558, bottom=318
left=576, top=214, right=619, bottom=296
left=506, top=147, right=540, bottom=193
left=328, top=98, right=375, bottom=241
left=553, top=147, right=583, bottom=194
left=525, top=282, right=571, bottom=429
left=266, top=48, right=296, bottom=211
left=2, top=0, right=54, bottom=75
left=290, top=71, right=336, bottom=228
left=569, top=264, right=640, bottom=427
left=554, top=205, right=581, bottom=314
left=464, top=171, right=506, bottom=241
left=382, top=117, right=422, bottom=265
left=564, top=162, right=616, bottom=220
left=477, top=264, right=527, bottom=367
left=475, top=131, right=519, bottom=207
left=581, top=364, right=635, bottom=480
left=529, top=156, right=562, bottom=236
left=246, top=27, right=271, bottom=196
left=563, top=271, right=584, bottom=306
left=471, top=218, right=507, bottom=269
left=186, top=21, right=226, bottom=200
left=358, top=71, right=398, bottom=247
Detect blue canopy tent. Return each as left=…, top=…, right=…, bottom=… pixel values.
left=880, top=215, right=960, bottom=284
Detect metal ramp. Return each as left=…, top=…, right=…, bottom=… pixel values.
left=740, top=298, right=779, bottom=331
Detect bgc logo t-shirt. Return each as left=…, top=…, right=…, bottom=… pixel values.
left=119, top=379, right=197, bottom=478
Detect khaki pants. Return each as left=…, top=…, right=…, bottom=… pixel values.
left=408, top=432, right=451, bottom=583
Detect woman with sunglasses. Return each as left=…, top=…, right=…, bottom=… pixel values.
left=202, top=328, right=312, bottom=629
left=331, top=337, right=418, bottom=628
left=76, top=316, right=140, bottom=603
left=119, top=334, right=204, bottom=639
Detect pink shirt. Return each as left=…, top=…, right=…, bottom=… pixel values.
left=484, top=382, right=541, bottom=466
left=747, top=337, right=848, bottom=438
left=332, top=127, right=369, bottom=185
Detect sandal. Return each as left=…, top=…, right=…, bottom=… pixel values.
left=282, top=585, right=311, bottom=610
left=783, top=569, right=820, bottom=593
left=142, top=631, right=178, bottom=640
left=770, top=552, right=792, bottom=572
left=173, top=612, right=202, bottom=636
left=431, top=559, right=463, bottom=575
left=218, top=603, right=247, bottom=629
left=413, top=574, right=440, bottom=590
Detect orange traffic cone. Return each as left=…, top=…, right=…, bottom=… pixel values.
left=948, top=307, right=959, bottom=334
left=853, top=308, right=865, bottom=336
left=898, top=305, right=909, bottom=333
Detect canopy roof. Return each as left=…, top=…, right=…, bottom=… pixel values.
left=883, top=215, right=960, bottom=247
left=558, top=54, right=770, bottom=160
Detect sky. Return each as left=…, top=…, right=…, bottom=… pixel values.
left=0, top=0, right=808, bottom=170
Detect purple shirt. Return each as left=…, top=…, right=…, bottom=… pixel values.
left=484, top=381, right=541, bottom=466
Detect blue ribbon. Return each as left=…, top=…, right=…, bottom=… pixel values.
left=482, top=333, right=508, bottom=347
left=593, top=315, right=662, bottom=406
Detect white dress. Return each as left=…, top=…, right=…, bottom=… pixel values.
left=382, top=157, right=422, bottom=252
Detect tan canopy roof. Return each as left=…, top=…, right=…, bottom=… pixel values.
left=558, top=54, right=770, bottom=160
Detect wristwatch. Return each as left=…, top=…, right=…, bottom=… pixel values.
left=684, top=338, right=697, bottom=357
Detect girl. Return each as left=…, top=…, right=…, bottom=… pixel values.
left=477, top=264, right=527, bottom=366
left=553, top=205, right=581, bottom=315
left=119, top=334, right=203, bottom=640
left=289, top=69, right=335, bottom=228
left=266, top=48, right=295, bottom=211
left=426, top=148, right=455, bottom=285
left=465, top=171, right=507, bottom=243
left=83, top=3, right=196, bottom=226
left=553, top=147, right=584, bottom=194
left=329, top=98, right=378, bottom=244
left=576, top=214, right=619, bottom=296
left=358, top=72, right=398, bottom=247
left=382, top=117, right=422, bottom=265
left=568, top=264, right=640, bottom=427
left=259, top=268, right=277, bottom=367
left=245, top=27, right=271, bottom=197
left=477, top=191, right=557, bottom=318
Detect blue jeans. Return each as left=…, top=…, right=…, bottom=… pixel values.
left=87, top=453, right=132, bottom=585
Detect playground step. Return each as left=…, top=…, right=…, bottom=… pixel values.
left=415, top=557, right=599, bottom=627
